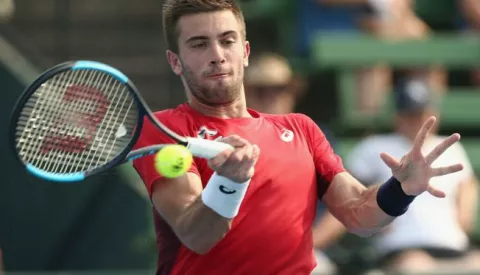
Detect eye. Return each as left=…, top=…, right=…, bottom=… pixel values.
left=192, top=42, right=206, bottom=49
left=222, top=40, right=235, bottom=46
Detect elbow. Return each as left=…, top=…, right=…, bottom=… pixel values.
left=347, top=227, right=377, bottom=238
left=343, top=216, right=383, bottom=238
left=181, top=231, right=228, bottom=255
left=184, top=242, right=214, bottom=255
left=176, top=223, right=232, bottom=255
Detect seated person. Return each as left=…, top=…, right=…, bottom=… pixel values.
left=346, top=77, right=480, bottom=272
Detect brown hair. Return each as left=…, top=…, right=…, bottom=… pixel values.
left=162, top=0, right=246, bottom=53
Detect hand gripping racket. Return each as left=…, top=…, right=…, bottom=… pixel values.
left=10, top=60, right=233, bottom=182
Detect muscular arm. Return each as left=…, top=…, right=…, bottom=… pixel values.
left=151, top=172, right=231, bottom=254
left=322, top=172, right=395, bottom=237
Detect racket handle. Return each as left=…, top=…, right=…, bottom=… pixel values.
left=186, top=137, right=234, bottom=159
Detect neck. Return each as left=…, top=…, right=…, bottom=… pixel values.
left=188, top=90, right=251, bottom=119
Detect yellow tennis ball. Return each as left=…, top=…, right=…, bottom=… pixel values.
left=154, top=145, right=193, bottom=178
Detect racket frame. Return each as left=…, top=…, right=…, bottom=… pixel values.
left=9, top=61, right=149, bottom=181
left=10, top=60, right=232, bottom=182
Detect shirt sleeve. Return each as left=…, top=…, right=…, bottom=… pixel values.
left=298, top=114, right=345, bottom=198
left=132, top=116, right=199, bottom=197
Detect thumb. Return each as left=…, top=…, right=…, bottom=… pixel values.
left=427, top=185, right=446, bottom=198
left=380, top=152, right=400, bottom=170
left=252, top=145, right=260, bottom=164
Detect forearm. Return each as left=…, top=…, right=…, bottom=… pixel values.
left=324, top=174, right=414, bottom=238
left=175, top=196, right=232, bottom=254
left=336, top=185, right=394, bottom=237
left=153, top=171, right=249, bottom=255
left=173, top=173, right=249, bottom=254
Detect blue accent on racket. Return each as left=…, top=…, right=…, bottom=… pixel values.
left=72, top=61, right=129, bottom=83
left=26, top=164, right=85, bottom=182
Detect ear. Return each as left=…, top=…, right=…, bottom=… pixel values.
left=166, top=50, right=183, bottom=75
left=243, top=40, right=250, bottom=68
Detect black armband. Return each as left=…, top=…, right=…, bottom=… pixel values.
left=376, top=177, right=416, bottom=217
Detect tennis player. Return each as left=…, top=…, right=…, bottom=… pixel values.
left=133, top=1, right=463, bottom=274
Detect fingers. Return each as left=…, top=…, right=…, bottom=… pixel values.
left=208, top=149, right=233, bottom=169
left=224, top=145, right=249, bottom=170
left=251, top=144, right=260, bottom=165
left=380, top=152, right=400, bottom=170
left=412, top=116, right=436, bottom=154
left=208, top=135, right=251, bottom=169
left=236, top=144, right=260, bottom=171
left=427, top=185, right=446, bottom=198
left=207, top=135, right=260, bottom=183
left=431, top=163, right=464, bottom=177
left=224, top=145, right=260, bottom=173
left=217, top=135, right=250, bottom=148
left=425, top=133, right=461, bottom=164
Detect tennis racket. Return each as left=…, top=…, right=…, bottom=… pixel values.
left=10, top=60, right=233, bottom=182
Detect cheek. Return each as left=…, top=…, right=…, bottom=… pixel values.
left=183, top=60, right=202, bottom=78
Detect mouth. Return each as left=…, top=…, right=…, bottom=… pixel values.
left=206, top=73, right=230, bottom=79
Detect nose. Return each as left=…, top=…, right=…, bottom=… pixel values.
left=209, top=43, right=226, bottom=65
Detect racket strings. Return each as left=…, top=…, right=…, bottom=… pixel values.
left=15, top=69, right=139, bottom=174
left=19, top=72, right=68, bottom=165
left=80, top=75, right=128, bottom=171
left=44, top=70, right=99, bottom=173
left=90, top=82, right=134, bottom=170
left=21, top=70, right=94, bottom=172
left=54, top=70, right=104, bottom=173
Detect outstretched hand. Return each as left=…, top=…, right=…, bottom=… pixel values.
left=380, top=116, right=463, bottom=198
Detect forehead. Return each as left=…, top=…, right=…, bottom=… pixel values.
left=177, top=10, right=242, bottom=40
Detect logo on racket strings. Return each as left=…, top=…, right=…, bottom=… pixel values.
left=40, top=85, right=110, bottom=154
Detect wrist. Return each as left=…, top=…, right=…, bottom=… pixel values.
left=399, top=181, right=416, bottom=196
left=201, top=172, right=251, bottom=219
left=376, top=177, right=416, bottom=217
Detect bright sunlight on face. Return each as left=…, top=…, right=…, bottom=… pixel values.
left=175, top=10, right=249, bottom=105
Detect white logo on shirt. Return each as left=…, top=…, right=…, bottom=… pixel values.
left=280, top=129, right=294, bottom=142
left=197, top=126, right=218, bottom=139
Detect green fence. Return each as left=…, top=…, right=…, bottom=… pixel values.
left=309, top=33, right=480, bottom=130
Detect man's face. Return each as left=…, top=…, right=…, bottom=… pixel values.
left=168, top=10, right=249, bottom=105
left=396, top=108, right=439, bottom=139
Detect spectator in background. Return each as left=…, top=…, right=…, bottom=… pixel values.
left=245, top=52, right=345, bottom=275
left=346, top=77, right=480, bottom=273
left=244, top=52, right=305, bottom=115
left=0, top=0, right=14, bottom=23
left=459, top=0, right=480, bottom=87
left=296, top=0, right=446, bottom=115
left=412, top=0, right=480, bottom=88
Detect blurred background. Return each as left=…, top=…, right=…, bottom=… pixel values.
left=1, top=0, right=480, bottom=274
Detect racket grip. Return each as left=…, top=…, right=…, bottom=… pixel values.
left=186, top=137, right=234, bottom=159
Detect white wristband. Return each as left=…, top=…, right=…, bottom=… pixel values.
left=201, top=173, right=251, bottom=218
